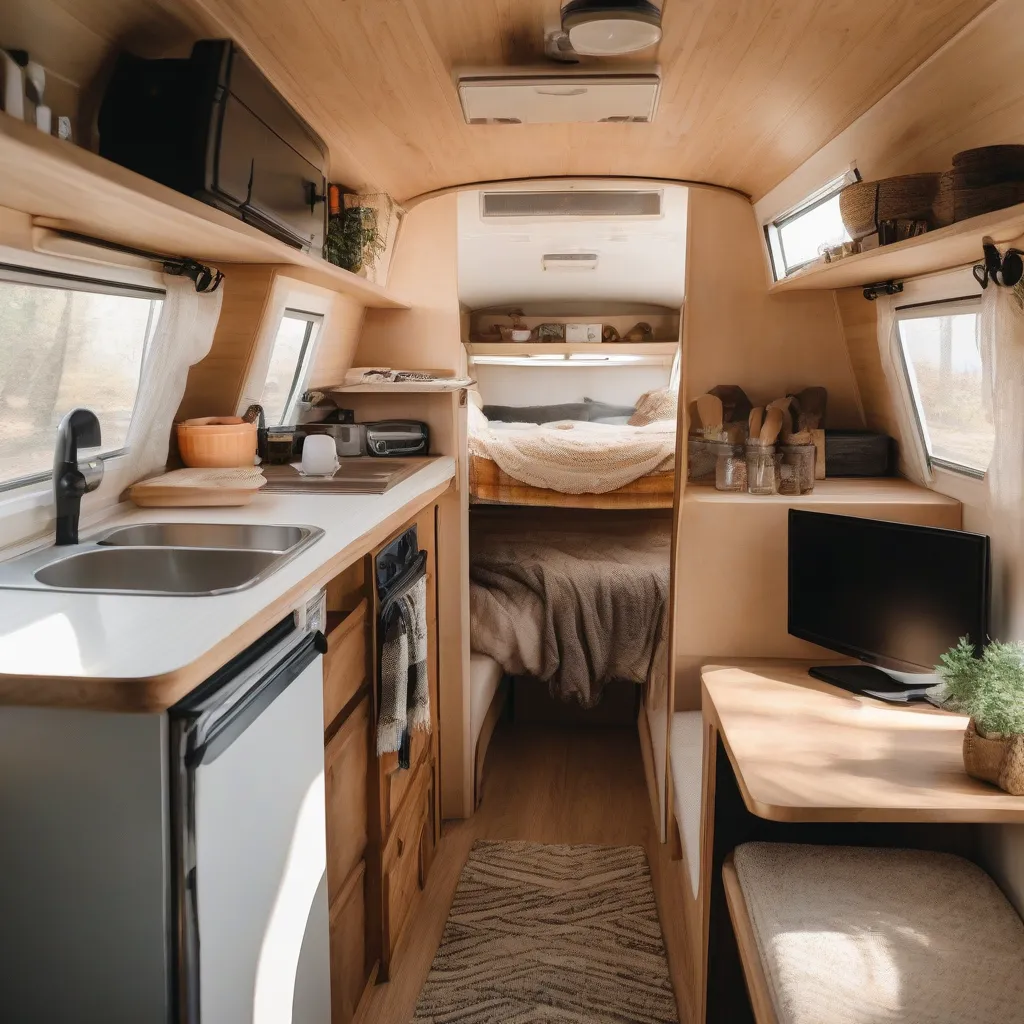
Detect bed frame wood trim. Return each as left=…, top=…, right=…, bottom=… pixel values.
left=473, top=678, right=510, bottom=809
left=469, top=455, right=674, bottom=509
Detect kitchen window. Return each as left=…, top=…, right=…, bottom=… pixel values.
left=896, top=298, right=993, bottom=477
left=765, top=168, right=859, bottom=280
left=259, top=309, right=324, bottom=426
left=0, top=267, right=163, bottom=491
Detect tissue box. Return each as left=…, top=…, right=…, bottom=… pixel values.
left=565, top=323, right=603, bottom=343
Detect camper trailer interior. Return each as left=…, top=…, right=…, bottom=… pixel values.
left=2, top=1, right=1024, bottom=1022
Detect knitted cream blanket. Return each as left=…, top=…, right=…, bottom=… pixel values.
left=467, top=418, right=676, bottom=494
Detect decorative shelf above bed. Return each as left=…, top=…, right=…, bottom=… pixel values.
left=0, top=111, right=408, bottom=308
left=465, top=342, right=678, bottom=360
left=770, top=201, right=1024, bottom=294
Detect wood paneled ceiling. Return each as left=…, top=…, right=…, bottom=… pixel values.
left=180, top=0, right=994, bottom=202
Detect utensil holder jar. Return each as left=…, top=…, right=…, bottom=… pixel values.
left=746, top=440, right=779, bottom=495
left=780, top=443, right=816, bottom=495
left=687, top=437, right=716, bottom=483
left=715, top=443, right=747, bottom=492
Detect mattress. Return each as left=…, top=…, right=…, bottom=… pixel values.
left=671, top=712, right=704, bottom=898
left=470, top=652, right=504, bottom=748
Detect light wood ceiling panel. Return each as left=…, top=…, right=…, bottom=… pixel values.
left=174, top=0, right=995, bottom=201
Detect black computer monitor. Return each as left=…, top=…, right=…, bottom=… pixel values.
left=788, top=510, right=990, bottom=694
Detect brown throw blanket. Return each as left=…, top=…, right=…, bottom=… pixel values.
left=470, top=528, right=670, bottom=707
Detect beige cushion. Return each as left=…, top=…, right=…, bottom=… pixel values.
left=733, top=842, right=1024, bottom=1024
left=670, top=712, right=703, bottom=898
left=470, top=652, right=503, bottom=747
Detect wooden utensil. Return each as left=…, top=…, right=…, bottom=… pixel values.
left=793, top=387, right=828, bottom=432
left=760, top=406, right=784, bottom=445
left=748, top=407, right=764, bottom=439
left=696, top=393, right=724, bottom=435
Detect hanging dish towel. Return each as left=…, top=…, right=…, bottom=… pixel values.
left=378, top=569, right=430, bottom=767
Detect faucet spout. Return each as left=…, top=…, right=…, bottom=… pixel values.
left=53, top=408, right=104, bottom=546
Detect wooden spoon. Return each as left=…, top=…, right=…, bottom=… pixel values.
left=696, top=393, right=724, bottom=434
left=760, top=406, right=784, bottom=445
left=748, top=406, right=764, bottom=439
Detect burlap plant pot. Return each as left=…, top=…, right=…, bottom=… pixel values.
left=963, top=719, right=1024, bottom=796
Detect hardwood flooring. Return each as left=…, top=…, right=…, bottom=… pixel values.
left=357, top=721, right=696, bottom=1024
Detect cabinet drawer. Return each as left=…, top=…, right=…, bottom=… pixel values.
left=329, top=860, right=368, bottom=1024
left=382, top=763, right=433, bottom=961
left=381, top=728, right=430, bottom=833
left=324, top=600, right=369, bottom=732
left=325, top=697, right=369, bottom=897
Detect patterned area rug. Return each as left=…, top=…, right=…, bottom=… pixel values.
left=411, top=840, right=679, bottom=1023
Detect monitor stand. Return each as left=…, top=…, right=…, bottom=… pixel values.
left=808, top=664, right=935, bottom=704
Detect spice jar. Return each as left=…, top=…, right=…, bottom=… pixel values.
left=715, top=443, right=747, bottom=492
left=780, top=443, right=816, bottom=495
left=746, top=440, right=779, bottom=495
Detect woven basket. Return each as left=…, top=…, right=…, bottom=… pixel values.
left=839, top=173, right=942, bottom=240
left=963, top=719, right=1024, bottom=796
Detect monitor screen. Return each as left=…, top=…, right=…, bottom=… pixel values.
left=788, top=510, right=990, bottom=671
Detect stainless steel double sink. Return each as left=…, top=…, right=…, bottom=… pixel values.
left=0, top=523, right=324, bottom=596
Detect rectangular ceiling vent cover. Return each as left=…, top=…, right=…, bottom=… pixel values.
left=542, top=253, right=599, bottom=271
left=482, top=190, right=662, bottom=219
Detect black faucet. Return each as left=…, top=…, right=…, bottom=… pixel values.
left=53, top=408, right=105, bottom=546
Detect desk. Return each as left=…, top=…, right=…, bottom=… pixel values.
left=678, top=661, right=1024, bottom=1024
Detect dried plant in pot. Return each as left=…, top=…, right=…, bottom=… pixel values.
left=937, top=638, right=1024, bottom=795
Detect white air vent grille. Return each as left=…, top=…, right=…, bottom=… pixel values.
left=482, top=190, right=662, bottom=219
left=542, top=253, right=599, bottom=271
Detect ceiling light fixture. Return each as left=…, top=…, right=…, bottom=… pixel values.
left=561, top=0, right=663, bottom=57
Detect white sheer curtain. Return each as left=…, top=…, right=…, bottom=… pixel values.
left=980, top=279, right=1024, bottom=639
left=123, top=275, right=223, bottom=483
left=874, top=293, right=932, bottom=486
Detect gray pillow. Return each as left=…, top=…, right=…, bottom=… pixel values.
left=482, top=402, right=591, bottom=423
left=584, top=398, right=636, bottom=420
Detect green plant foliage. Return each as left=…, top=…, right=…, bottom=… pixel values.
left=937, top=637, right=1024, bottom=736
left=324, top=205, right=385, bottom=274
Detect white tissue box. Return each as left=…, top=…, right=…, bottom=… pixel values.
left=565, top=323, right=603, bottom=343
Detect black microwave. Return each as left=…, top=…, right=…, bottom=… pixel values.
left=98, top=40, right=328, bottom=253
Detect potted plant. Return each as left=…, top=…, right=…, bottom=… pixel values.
left=937, top=637, right=1024, bottom=795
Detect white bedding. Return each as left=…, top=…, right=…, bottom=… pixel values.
left=467, top=406, right=675, bottom=494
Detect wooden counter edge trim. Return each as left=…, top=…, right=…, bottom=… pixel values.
left=722, top=855, right=781, bottom=1024
left=701, top=670, right=1024, bottom=824
left=0, top=479, right=453, bottom=713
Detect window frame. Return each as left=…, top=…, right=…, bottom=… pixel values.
left=894, top=294, right=988, bottom=480
left=764, top=167, right=861, bottom=281
left=259, top=308, right=325, bottom=427
left=0, top=263, right=164, bottom=493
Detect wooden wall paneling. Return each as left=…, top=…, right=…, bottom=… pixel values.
left=177, top=264, right=276, bottom=420
left=834, top=287, right=901, bottom=439
left=308, top=289, right=366, bottom=389
left=174, top=0, right=991, bottom=203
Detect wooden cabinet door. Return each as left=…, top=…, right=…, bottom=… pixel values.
left=323, top=600, right=369, bottom=735
left=329, top=860, right=368, bottom=1024
left=325, top=697, right=369, bottom=898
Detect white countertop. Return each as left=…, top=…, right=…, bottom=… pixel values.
left=0, top=458, right=454, bottom=709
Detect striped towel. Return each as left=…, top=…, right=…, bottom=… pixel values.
left=378, top=574, right=430, bottom=764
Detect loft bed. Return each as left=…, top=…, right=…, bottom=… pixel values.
left=467, top=397, right=677, bottom=510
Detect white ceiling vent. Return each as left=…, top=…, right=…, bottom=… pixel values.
left=481, top=190, right=663, bottom=219
left=458, top=73, right=660, bottom=125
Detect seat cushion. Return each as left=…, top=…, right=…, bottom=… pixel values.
left=733, top=842, right=1024, bottom=1024
left=670, top=712, right=703, bottom=898
left=470, top=652, right=504, bottom=747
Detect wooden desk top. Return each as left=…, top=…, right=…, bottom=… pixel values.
left=702, top=662, right=1024, bottom=824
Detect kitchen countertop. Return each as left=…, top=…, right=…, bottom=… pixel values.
left=0, top=457, right=455, bottom=712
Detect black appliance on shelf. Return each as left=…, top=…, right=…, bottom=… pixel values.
left=98, top=40, right=328, bottom=253
left=788, top=509, right=990, bottom=699
left=365, top=421, right=430, bottom=457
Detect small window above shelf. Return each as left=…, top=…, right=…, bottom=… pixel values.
left=770, top=200, right=1024, bottom=293
left=0, top=112, right=408, bottom=309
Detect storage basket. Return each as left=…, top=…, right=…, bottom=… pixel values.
left=963, top=719, right=1024, bottom=796
left=839, top=174, right=942, bottom=240
left=952, top=146, right=1024, bottom=221
left=823, top=430, right=893, bottom=477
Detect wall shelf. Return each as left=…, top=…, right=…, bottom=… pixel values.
left=770, top=201, right=1024, bottom=293
left=465, top=342, right=678, bottom=357
left=0, top=111, right=408, bottom=309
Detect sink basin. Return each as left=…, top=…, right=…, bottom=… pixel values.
left=98, top=523, right=311, bottom=552
left=0, top=522, right=324, bottom=596
left=35, top=547, right=281, bottom=595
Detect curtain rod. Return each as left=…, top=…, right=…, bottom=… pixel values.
left=50, top=230, right=225, bottom=293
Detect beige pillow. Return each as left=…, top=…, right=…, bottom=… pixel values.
left=629, top=388, right=678, bottom=426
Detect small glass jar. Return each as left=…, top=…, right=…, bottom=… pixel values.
left=746, top=440, right=779, bottom=495
left=688, top=437, right=717, bottom=483
left=780, top=443, right=816, bottom=495
left=715, top=443, right=747, bottom=492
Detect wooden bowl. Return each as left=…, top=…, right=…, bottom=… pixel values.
left=176, top=417, right=257, bottom=468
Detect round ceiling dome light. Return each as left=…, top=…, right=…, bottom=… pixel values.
left=561, top=0, right=663, bottom=57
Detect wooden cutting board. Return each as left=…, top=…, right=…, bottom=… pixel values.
left=128, top=468, right=267, bottom=507
left=260, top=458, right=429, bottom=494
